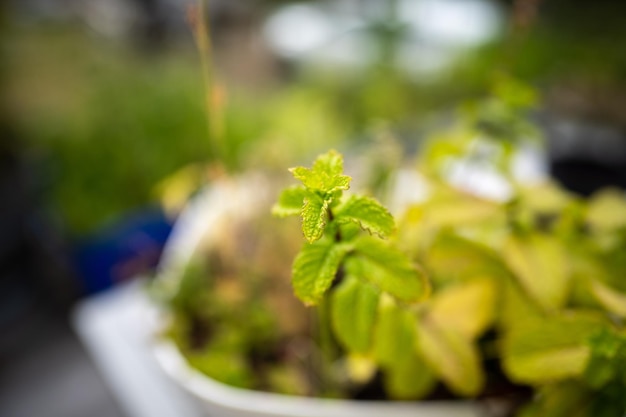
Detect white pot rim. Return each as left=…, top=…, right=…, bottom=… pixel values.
left=153, top=341, right=483, bottom=417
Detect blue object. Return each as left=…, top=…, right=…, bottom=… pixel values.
left=73, top=207, right=174, bottom=294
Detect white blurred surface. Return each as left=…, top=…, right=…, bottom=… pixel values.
left=263, top=0, right=503, bottom=76
left=72, top=280, right=205, bottom=417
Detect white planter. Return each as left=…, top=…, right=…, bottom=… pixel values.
left=153, top=173, right=485, bottom=417
left=153, top=341, right=483, bottom=417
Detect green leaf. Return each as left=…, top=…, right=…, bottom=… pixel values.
left=292, top=239, right=351, bottom=305
left=586, top=188, right=626, bottom=232
left=418, top=187, right=503, bottom=228
left=331, top=276, right=380, bottom=353
left=503, top=234, right=570, bottom=311
left=345, top=354, right=377, bottom=384
left=498, top=277, right=543, bottom=330
left=335, top=195, right=395, bottom=238
left=502, top=313, right=608, bottom=384
left=516, top=381, right=592, bottom=417
left=584, top=328, right=626, bottom=390
left=373, top=295, right=416, bottom=366
left=301, top=194, right=328, bottom=243
left=416, top=316, right=484, bottom=397
left=187, top=350, right=255, bottom=389
left=428, top=278, right=496, bottom=339
left=289, top=150, right=351, bottom=194
left=589, top=279, right=626, bottom=318
left=426, top=233, right=511, bottom=285
left=349, top=237, right=430, bottom=303
left=272, top=186, right=308, bottom=217
left=373, top=296, right=436, bottom=399
left=384, top=350, right=437, bottom=400
left=517, top=181, right=574, bottom=215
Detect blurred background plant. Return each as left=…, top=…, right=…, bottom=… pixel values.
left=4, top=0, right=626, bottom=238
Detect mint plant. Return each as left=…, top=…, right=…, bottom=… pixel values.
left=273, top=150, right=429, bottom=307
left=274, top=151, right=493, bottom=399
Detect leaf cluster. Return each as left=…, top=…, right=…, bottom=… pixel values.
left=276, top=137, right=626, bottom=413
left=273, top=150, right=427, bottom=306
left=274, top=150, right=441, bottom=397
left=398, top=177, right=626, bottom=414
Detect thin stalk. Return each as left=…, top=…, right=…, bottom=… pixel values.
left=327, top=208, right=342, bottom=243
left=190, top=0, right=225, bottom=164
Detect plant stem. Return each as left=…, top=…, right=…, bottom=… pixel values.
left=191, top=0, right=225, bottom=164
left=327, top=208, right=342, bottom=242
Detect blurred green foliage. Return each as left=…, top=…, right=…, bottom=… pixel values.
left=4, top=27, right=348, bottom=233
left=6, top=0, right=626, bottom=235
left=5, top=28, right=212, bottom=232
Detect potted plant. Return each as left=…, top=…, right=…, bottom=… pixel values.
left=152, top=76, right=626, bottom=417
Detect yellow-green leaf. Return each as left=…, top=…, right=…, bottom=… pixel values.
left=589, top=279, right=626, bottom=318
left=292, top=240, right=351, bottom=305
left=428, top=278, right=496, bottom=339
left=415, top=316, right=484, bottom=397
left=272, top=186, right=308, bottom=217
left=420, top=187, right=503, bottom=228
left=289, top=150, right=351, bottom=194
left=497, top=277, right=543, bottom=330
left=384, top=351, right=437, bottom=400
left=373, top=295, right=416, bottom=367
left=349, top=237, right=430, bottom=303
left=187, top=350, right=255, bottom=389
left=513, top=349, right=588, bottom=383
left=331, top=276, right=380, bottom=353
left=312, top=149, right=344, bottom=177
left=372, top=296, right=436, bottom=400
left=335, top=195, right=395, bottom=238
left=301, top=194, right=328, bottom=243
left=517, top=181, right=574, bottom=215
left=345, top=354, right=377, bottom=384
left=426, top=233, right=510, bottom=285
left=516, top=381, right=591, bottom=417
left=503, top=234, right=569, bottom=311
left=373, top=294, right=415, bottom=366
left=502, top=313, right=608, bottom=384
left=586, top=188, right=626, bottom=232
